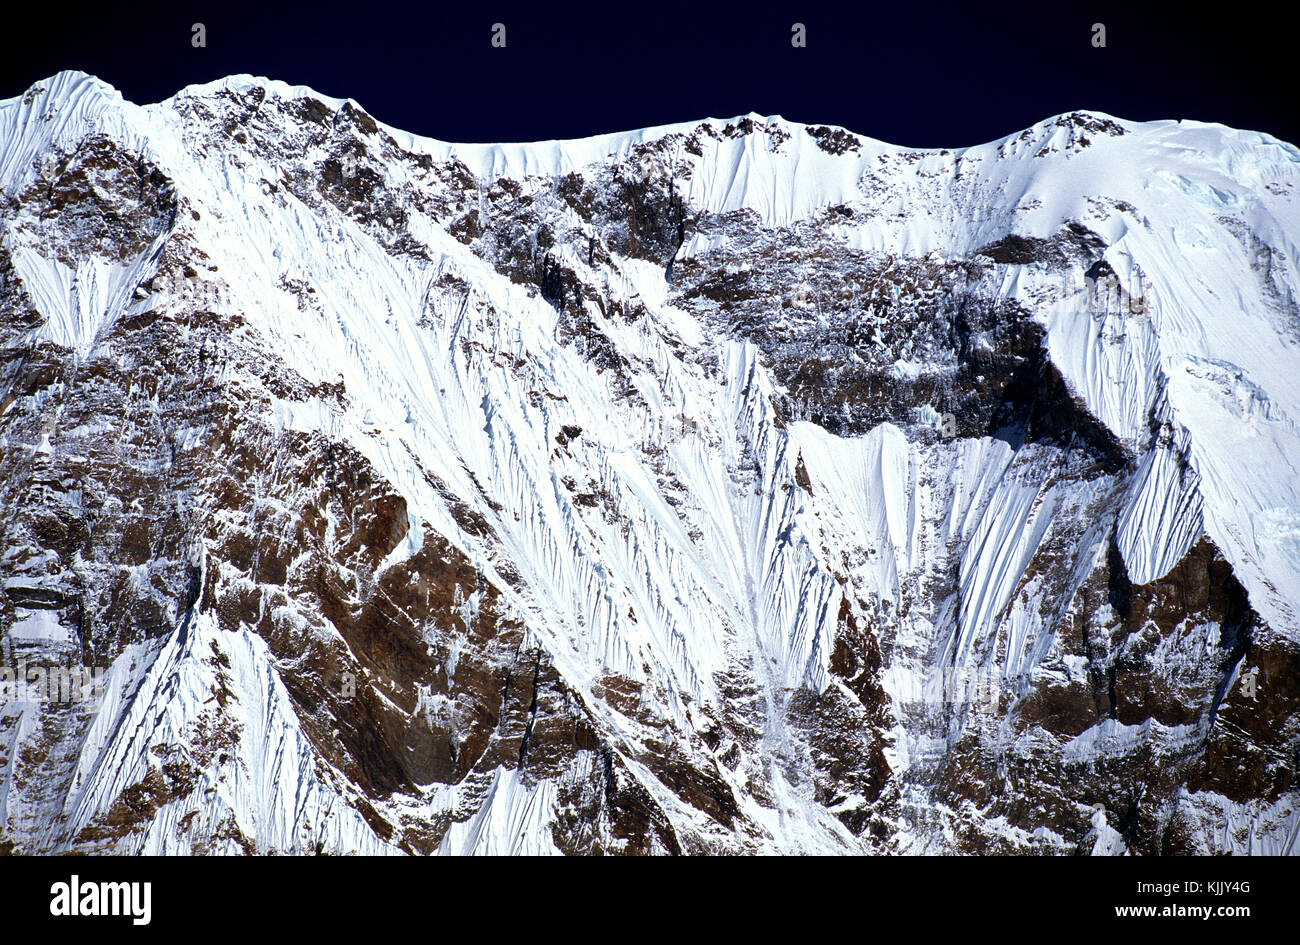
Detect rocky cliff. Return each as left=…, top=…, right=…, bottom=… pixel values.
left=1, top=72, right=1297, bottom=854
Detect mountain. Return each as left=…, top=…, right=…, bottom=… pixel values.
left=0, top=70, right=1297, bottom=855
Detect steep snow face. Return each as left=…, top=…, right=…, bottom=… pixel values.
left=0, top=71, right=1297, bottom=855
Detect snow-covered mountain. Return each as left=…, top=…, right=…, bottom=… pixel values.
left=1, top=70, right=1297, bottom=854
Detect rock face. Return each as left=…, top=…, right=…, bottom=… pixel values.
left=0, top=72, right=1298, bottom=854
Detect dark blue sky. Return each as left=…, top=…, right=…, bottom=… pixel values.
left=3, top=1, right=1293, bottom=148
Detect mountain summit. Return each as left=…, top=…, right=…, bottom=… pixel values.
left=1, top=71, right=1297, bottom=854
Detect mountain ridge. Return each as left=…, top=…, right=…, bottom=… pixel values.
left=0, top=69, right=1297, bottom=854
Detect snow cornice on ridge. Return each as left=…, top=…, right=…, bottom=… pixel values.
left=9, top=70, right=1297, bottom=173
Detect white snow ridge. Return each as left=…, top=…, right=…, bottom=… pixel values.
left=0, top=71, right=1298, bottom=855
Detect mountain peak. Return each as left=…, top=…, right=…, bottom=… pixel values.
left=1, top=72, right=1297, bottom=856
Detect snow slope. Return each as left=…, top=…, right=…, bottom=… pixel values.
left=1, top=71, right=1297, bottom=855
